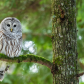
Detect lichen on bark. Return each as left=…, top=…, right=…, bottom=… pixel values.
left=52, top=0, right=78, bottom=84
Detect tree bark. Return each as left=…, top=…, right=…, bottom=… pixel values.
left=52, top=0, right=78, bottom=84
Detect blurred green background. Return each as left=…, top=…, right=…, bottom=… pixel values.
left=0, top=0, right=84, bottom=84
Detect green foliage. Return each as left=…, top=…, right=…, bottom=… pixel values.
left=76, top=0, right=84, bottom=83
left=79, top=81, right=84, bottom=84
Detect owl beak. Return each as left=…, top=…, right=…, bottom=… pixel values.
left=10, top=28, right=13, bottom=32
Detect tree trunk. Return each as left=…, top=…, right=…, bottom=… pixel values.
left=52, top=0, right=78, bottom=84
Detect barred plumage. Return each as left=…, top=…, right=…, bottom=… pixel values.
left=0, top=34, right=22, bottom=57
left=0, top=17, right=22, bottom=57
left=0, top=17, right=22, bottom=81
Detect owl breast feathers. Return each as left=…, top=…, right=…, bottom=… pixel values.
left=0, top=17, right=22, bottom=57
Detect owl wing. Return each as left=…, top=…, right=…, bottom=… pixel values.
left=0, top=24, right=3, bottom=52
left=18, top=36, right=22, bottom=51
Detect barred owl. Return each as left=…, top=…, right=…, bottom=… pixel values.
left=0, top=17, right=22, bottom=81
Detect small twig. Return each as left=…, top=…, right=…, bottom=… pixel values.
left=76, top=72, right=84, bottom=77
left=5, top=65, right=10, bottom=72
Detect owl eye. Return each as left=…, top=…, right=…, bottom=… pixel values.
left=7, top=24, right=10, bottom=27
left=14, top=25, right=16, bottom=27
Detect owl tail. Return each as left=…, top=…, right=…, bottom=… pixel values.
left=0, top=65, right=9, bottom=81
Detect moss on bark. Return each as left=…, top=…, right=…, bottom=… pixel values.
left=52, top=0, right=78, bottom=84
left=0, top=53, right=53, bottom=69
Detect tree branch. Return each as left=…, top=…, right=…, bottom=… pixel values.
left=76, top=72, right=84, bottom=78
left=0, top=53, right=53, bottom=69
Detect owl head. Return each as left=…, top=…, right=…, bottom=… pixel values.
left=0, top=17, right=22, bottom=39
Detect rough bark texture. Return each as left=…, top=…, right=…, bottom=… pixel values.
left=52, top=0, right=78, bottom=84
